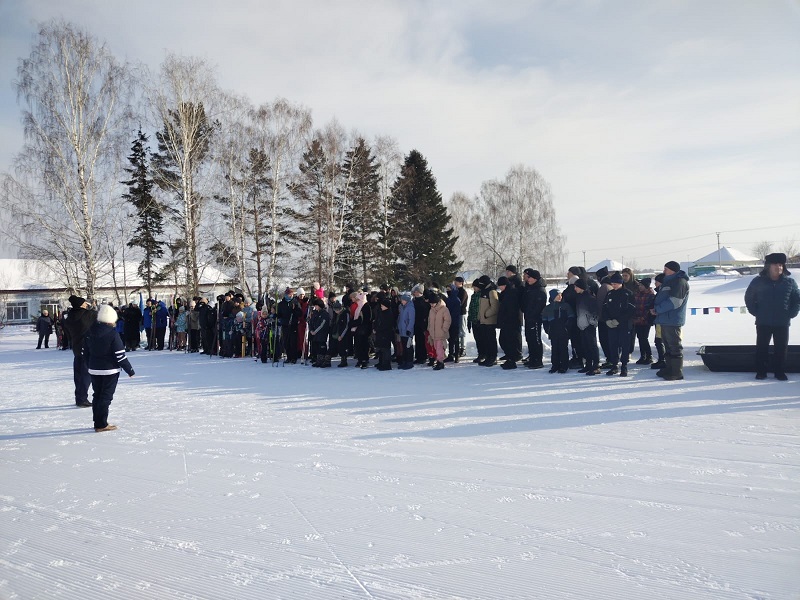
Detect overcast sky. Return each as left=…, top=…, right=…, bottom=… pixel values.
left=1, top=0, right=798, bottom=270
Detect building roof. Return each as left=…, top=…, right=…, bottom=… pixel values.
left=0, top=258, right=231, bottom=294
left=587, top=259, right=627, bottom=273
left=692, top=246, right=761, bottom=265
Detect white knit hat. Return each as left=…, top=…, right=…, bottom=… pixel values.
left=97, top=304, right=117, bottom=325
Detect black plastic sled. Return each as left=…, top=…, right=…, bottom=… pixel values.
left=697, top=345, right=800, bottom=373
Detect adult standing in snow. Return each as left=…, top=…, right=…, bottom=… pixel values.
left=397, top=292, right=416, bottom=369
left=122, top=302, right=142, bottom=351
left=521, top=268, right=547, bottom=369
left=411, top=284, right=430, bottom=364
left=426, top=290, right=452, bottom=370
left=62, top=295, right=97, bottom=407
left=35, top=310, right=54, bottom=349
left=497, top=276, right=523, bottom=369
left=652, top=260, right=690, bottom=381
left=744, top=253, right=800, bottom=381
left=83, top=304, right=135, bottom=432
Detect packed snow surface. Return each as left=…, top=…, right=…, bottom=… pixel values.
left=1, top=276, right=798, bottom=599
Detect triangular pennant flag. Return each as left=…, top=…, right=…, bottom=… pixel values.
left=727, top=307, right=734, bottom=312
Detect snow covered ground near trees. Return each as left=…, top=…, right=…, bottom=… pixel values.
left=1, top=276, right=798, bottom=600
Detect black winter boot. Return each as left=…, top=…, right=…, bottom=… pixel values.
left=433, top=361, right=445, bottom=370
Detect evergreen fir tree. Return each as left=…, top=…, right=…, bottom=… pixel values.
left=287, top=139, right=338, bottom=289
left=335, top=138, right=382, bottom=287
left=388, top=150, right=462, bottom=288
left=122, top=129, right=165, bottom=299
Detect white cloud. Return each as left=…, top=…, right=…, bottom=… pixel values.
left=0, top=0, right=797, bottom=267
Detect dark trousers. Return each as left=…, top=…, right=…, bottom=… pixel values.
left=756, top=325, right=790, bottom=374
left=125, top=329, right=140, bottom=351
left=568, top=321, right=583, bottom=363
left=499, top=325, right=522, bottom=362
left=634, top=324, right=652, bottom=359
left=145, top=327, right=153, bottom=349
left=414, top=329, right=427, bottom=362
left=478, top=323, right=498, bottom=361
left=354, top=333, right=370, bottom=364
left=188, top=329, right=200, bottom=351
left=155, top=327, right=166, bottom=350
left=580, top=326, right=599, bottom=369
left=281, top=325, right=298, bottom=361
left=448, top=323, right=460, bottom=358
left=73, top=353, right=91, bottom=404
left=550, top=333, right=569, bottom=370
left=90, top=373, right=119, bottom=429
left=607, top=326, right=632, bottom=366
left=597, top=321, right=610, bottom=361
left=376, top=344, right=392, bottom=370
left=525, top=319, right=543, bottom=365
left=400, top=336, right=414, bottom=364
left=661, top=325, right=683, bottom=359
left=37, top=333, right=51, bottom=348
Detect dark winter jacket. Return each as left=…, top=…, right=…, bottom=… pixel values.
left=412, top=296, right=429, bottom=333
left=333, top=310, right=350, bottom=340
left=744, top=272, right=800, bottom=327
left=521, top=280, right=547, bottom=324
left=541, top=300, right=574, bottom=338
left=308, top=309, right=330, bottom=343
left=62, top=306, right=97, bottom=357
left=575, top=290, right=599, bottom=331
left=602, top=287, right=636, bottom=330
left=83, top=321, right=135, bottom=376
left=277, top=297, right=301, bottom=330
left=155, top=302, right=169, bottom=329
left=654, top=271, right=690, bottom=327
left=373, top=307, right=395, bottom=347
left=446, top=287, right=462, bottom=327
left=456, top=286, right=468, bottom=315
left=36, top=315, right=54, bottom=335
left=497, top=285, right=522, bottom=329
left=467, top=290, right=481, bottom=329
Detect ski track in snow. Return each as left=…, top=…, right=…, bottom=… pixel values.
left=1, top=278, right=799, bottom=599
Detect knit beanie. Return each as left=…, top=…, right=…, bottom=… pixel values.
left=97, top=304, right=117, bottom=324
left=664, top=261, right=681, bottom=273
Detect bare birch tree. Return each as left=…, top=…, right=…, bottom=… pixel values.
left=150, top=54, right=219, bottom=297
left=249, top=98, right=312, bottom=293
left=1, top=21, right=136, bottom=298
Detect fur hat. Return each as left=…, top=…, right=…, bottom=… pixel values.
left=765, top=252, right=787, bottom=265
left=97, top=304, right=117, bottom=324
left=497, top=276, right=509, bottom=286
left=69, top=295, right=86, bottom=309
left=664, top=260, right=681, bottom=273
left=609, top=272, right=624, bottom=285
left=595, top=266, right=609, bottom=281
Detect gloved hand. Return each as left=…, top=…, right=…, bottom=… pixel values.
left=406, top=336, right=413, bottom=349
left=606, top=319, right=619, bottom=328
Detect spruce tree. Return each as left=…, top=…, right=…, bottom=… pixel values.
left=388, top=150, right=462, bottom=288
left=122, top=129, right=165, bottom=299
left=336, top=138, right=382, bottom=287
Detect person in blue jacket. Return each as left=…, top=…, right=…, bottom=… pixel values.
left=744, top=252, right=800, bottom=381
left=396, top=292, right=416, bottom=370
left=652, top=260, right=690, bottom=381
left=83, top=304, right=135, bottom=432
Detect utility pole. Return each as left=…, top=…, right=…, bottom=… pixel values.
left=582, top=250, right=586, bottom=268
left=716, top=231, right=722, bottom=273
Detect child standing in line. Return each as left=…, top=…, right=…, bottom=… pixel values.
left=83, top=304, right=135, bottom=432
left=541, top=289, right=575, bottom=373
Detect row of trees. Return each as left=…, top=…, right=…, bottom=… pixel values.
left=1, top=20, right=564, bottom=301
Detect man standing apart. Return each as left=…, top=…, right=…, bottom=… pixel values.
left=744, top=253, right=800, bottom=381
left=62, top=295, right=96, bottom=407
left=652, top=261, right=689, bottom=381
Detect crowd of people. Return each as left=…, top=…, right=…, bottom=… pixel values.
left=30, top=253, right=798, bottom=433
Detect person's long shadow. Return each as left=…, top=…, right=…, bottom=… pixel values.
left=0, top=427, right=92, bottom=441
left=0, top=404, right=76, bottom=415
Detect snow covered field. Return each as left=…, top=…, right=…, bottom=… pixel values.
left=1, top=276, right=799, bottom=599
